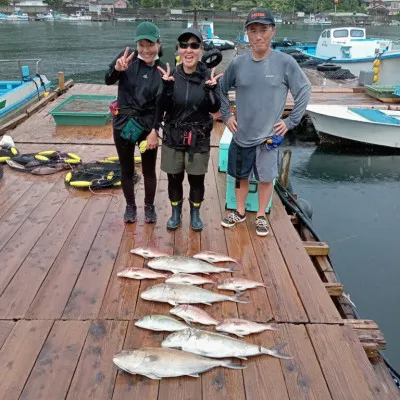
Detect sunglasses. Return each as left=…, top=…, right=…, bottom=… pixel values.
left=178, top=41, right=201, bottom=50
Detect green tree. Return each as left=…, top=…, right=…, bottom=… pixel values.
left=0, top=0, right=10, bottom=5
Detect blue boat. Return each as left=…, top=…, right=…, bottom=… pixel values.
left=0, top=59, right=51, bottom=120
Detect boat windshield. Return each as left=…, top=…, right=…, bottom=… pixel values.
left=333, top=29, right=348, bottom=38
left=350, top=29, right=364, bottom=38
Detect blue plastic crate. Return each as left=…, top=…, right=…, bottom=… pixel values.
left=218, top=126, right=232, bottom=172
left=226, top=174, right=274, bottom=213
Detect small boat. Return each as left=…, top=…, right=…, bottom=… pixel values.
left=0, top=59, right=51, bottom=120
left=187, top=19, right=235, bottom=51
left=304, top=14, right=332, bottom=25
left=4, top=9, right=29, bottom=21
left=307, top=104, right=400, bottom=148
left=298, top=27, right=400, bottom=85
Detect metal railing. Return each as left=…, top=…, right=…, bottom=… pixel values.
left=0, top=59, right=42, bottom=75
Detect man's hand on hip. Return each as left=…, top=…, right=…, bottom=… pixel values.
left=273, top=120, right=288, bottom=136
left=225, top=116, right=238, bottom=134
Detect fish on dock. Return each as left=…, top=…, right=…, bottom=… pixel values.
left=140, top=283, right=248, bottom=306
left=216, top=319, right=277, bottom=337
left=162, top=328, right=293, bottom=360
left=170, top=305, right=219, bottom=326
left=113, top=347, right=246, bottom=380
left=165, top=273, right=214, bottom=286
left=193, top=251, right=239, bottom=264
left=148, top=256, right=238, bottom=274
left=117, top=268, right=169, bottom=280
left=130, top=247, right=169, bottom=259
left=135, top=315, right=189, bottom=332
left=217, top=278, right=267, bottom=293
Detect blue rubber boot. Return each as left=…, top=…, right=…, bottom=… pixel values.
left=190, top=201, right=203, bottom=232
left=167, top=200, right=183, bottom=230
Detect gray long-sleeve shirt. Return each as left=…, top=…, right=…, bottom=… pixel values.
left=219, top=50, right=311, bottom=147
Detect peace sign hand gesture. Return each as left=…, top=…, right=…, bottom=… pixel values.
left=157, top=63, right=175, bottom=83
left=205, top=68, right=223, bottom=88
left=115, top=47, right=135, bottom=72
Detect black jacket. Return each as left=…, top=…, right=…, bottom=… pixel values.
left=155, top=62, right=221, bottom=152
left=105, top=49, right=165, bottom=133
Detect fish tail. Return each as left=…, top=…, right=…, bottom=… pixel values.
left=231, top=293, right=248, bottom=304
left=221, top=360, right=247, bottom=370
left=262, top=343, right=294, bottom=359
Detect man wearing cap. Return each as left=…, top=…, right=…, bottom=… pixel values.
left=220, top=9, right=311, bottom=237
left=105, top=21, right=166, bottom=224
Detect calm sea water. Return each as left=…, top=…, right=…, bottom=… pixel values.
left=1, top=20, right=400, bottom=373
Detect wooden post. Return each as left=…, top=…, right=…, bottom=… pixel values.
left=278, top=149, right=292, bottom=188
left=58, top=72, right=65, bottom=91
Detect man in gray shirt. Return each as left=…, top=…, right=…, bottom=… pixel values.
left=220, top=8, right=311, bottom=236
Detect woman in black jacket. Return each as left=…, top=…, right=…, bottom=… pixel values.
left=156, top=27, right=222, bottom=231
left=105, top=22, right=165, bottom=224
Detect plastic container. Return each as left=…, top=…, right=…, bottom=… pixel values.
left=49, top=94, right=116, bottom=126
left=218, top=126, right=232, bottom=172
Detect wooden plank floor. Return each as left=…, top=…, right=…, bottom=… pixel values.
left=0, top=83, right=396, bottom=399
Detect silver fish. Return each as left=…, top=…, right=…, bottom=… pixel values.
left=135, top=315, right=189, bottom=332
left=113, top=347, right=246, bottom=380
left=193, top=251, right=239, bottom=264
left=218, top=278, right=267, bottom=293
left=216, top=319, right=277, bottom=337
left=165, top=273, right=214, bottom=286
left=130, top=247, right=169, bottom=259
left=117, top=268, right=169, bottom=280
left=170, top=305, right=219, bottom=326
left=148, top=256, right=238, bottom=274
left=140, top=283, right=248, bottom=306
left=162, top=328, right=292, bottom=360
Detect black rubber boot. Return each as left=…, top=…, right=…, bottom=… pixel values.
left=167, top=200, right=183, bottom=230
left=190, top=201, right=203, bottom=232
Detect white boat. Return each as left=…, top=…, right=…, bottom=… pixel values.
left=0, top=60, right=51, bottom=120
left=187, top=20, right=235, bottom=51
left=299, top=27, right=400, bottom=85
left=304, top=14, right=332, bottom=25
left=307, top=104, right=400, bottom=148
left=58, top=11, right=91, bottom=21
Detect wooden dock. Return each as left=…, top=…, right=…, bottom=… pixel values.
left=0, top=83, right=398, bottom=399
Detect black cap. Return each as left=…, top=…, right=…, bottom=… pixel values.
left=245, top=8, right=275, bottom=27
left=178, top=27, right=203, bottom=44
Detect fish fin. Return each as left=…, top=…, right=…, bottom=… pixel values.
left=168, top=301, right=178, bottom=306
left=203, top=302, right=213, bottom=306
left=226, top=263, right=240, bottom=273
left=143, top=373, right=162, bottom=380
left=222, top=361, right=247, bottom=370
left=262, top=343, right=294, bottom=360
left=231, top=293, right=248, bottom=304
left=237, top=356, right=247, bottom=360
left=234, top=290, right=245, bottom=296
left=187, top=373, right=200, bottom=378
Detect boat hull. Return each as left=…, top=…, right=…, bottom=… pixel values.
left=0, top=75, right=51, bottom=119
left=307, top=105, right=400, bottom=148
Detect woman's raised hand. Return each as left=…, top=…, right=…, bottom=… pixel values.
left=205, top=68, right=223, bottom=87
left=157, top=63, right=175, bottom=82
left=115, top=47, right=135, bottom=72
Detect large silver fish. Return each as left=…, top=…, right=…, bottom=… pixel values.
left=216, top=319, right=277, bottom=337
left=130, top=247, right=169, bottom=259
left=113, top=347, right=246, bottom=380
left=162, top=328, right=293, bottom=360
left=135, top=315, right=189, bottom=332
left=193, top=251, right=239, bottom=264
left=147, top=256, right=237, bottom=274
left=170, top=305, right=219, bottom=326
left=140, top=283, right=248, bottom=306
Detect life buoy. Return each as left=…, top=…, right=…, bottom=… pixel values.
left=316, top=63, right=341, bottom=72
